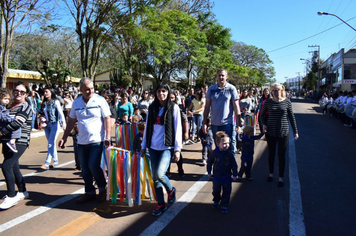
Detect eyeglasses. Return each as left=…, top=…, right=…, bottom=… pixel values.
left=13, top=90, right=26, bottom=96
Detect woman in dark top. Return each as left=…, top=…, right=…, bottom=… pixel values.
left=0, top=84, right=32, bottom=210
left=260, top=83, right=299, bottom=187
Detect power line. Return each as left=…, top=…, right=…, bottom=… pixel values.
left=267, top=16, right=356, bottom=54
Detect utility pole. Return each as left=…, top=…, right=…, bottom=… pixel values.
left=309, top=45, right=320, bottom=92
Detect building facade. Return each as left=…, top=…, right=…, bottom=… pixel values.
left=319, top=48, right=356, bottom=92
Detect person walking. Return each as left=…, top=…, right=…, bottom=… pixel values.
left=141, top=82, right=182, bottom=216
left=187, top=90, right=205, bottom=142
left=41, top=87, right=66, bottom=170
left=58, top=78, right=111, bottom=203
left=0, top=84, right=32, bottom=210
left=260, top=83, right=299, bottom=187
left=202, top=69, right=242, bottom=149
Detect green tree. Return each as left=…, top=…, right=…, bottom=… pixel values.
left=142, top=9, right=207, bottom=86
left=0, top=0, right=55, bottom=87
left=64, top=0, right=163, bottom=83
left=230, top=41, right=275, bottom=87
left=196, top=13, right=234, bottom=86
left=10, top=26, right=80, bottom=86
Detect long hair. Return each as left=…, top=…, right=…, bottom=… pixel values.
left=43, top=87, right=57, bottom=102
left=152, top=82, right=172, bottom=125
left=262, top=88, right=270, bottom=100
left=271, top=83, right=286, bottom=98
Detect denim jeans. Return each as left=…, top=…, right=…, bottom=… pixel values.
left=44, top=122, right=60, bottom=166
left=192, top=114, right=203, bottom=137
left=211, top=124, right=233, bottom=151
left=149, top=148, right=173, bottom=204
left=77, top=142, right=106, bottom=194
left=31, top=111, right=36, bottom=129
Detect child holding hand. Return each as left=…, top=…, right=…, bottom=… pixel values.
left=207, top=131, right=238, bottom=214
left=237, top=125, right=264, bottom=181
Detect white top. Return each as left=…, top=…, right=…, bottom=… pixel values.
left=352, top=95, right=356, bottom=105
left=346, top=97, right=353, bottom=105
left=141, top=104, right=182, bottom=152
left=69, top=94, right=111, bottom=145
left=342, top=96, right=348, bottom=105
left=64, top=98, right=73, bottom=109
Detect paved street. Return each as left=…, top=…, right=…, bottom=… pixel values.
left=0, top=98, right=355, bottom=236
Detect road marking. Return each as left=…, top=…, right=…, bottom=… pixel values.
left=0, top=160, right=75, bottom=187
left=48, top=212, right=100, bottom=236
left=289, top=135, right=306, bottom=236
left=140, top=174, right=210, bottom=236
left=0, top=188, right=84, bottom=233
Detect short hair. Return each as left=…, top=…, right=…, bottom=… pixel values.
left=121, top=113, right=128, bottom=118
left=0, top=88, right=11, bottom=99
left=243, top=125, right=254, bottom=135
left=137, top=122, right=146, bottom=132
left=79, top=77, right=92, bottom=88
left=216, top=131, right=229, bottom=144
left=216, top=68, right=227, bottom=75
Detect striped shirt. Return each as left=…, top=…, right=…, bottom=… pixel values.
left=1, top=101, right=32, bottom=146
left=260, top=98, right=298, bottom=137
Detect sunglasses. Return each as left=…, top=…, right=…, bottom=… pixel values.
left=13, top=90, right=26, bottom=96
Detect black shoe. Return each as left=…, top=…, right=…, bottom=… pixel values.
left=267, top=176, right=273, bottom=182
left=76, top=194, right=96, bottom=204
left=277, top=181, right=284, bottom=187
left=97, top=191, right=106, bottom=202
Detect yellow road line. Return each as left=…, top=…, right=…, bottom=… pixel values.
left=48, top=212, right=100, bottom=236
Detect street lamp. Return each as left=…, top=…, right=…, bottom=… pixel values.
left=317, top=11, right=356, bottom=31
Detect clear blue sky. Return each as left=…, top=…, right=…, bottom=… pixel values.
left=212, top=0, right=356, bottom=83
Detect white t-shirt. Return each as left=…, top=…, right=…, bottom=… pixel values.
left=69, top=94, right=111, bottom=145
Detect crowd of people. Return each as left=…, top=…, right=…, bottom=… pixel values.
left=320, top=90, right=356, bottom=128
left=0, top=71, right=300, bottom=216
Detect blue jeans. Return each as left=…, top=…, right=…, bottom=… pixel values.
left=149, top=148, right=173, bottom=204
left=77, top=142, right=106, bottom=194
left=211, top=124, right=233, bottom=151
left=44, top=122, right=59, bottom=165
left=31, top=111, right=36, bottom=129
left=192, top=114, right=203, bottom=137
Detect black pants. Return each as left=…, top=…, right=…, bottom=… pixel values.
left=1, top=143, right=27, bottom=197
left=266, top=134, right=289, bottom=178
left=238, top=157, right=253, bottom=178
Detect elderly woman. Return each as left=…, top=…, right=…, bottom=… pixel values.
left=260, top=83, right=299, bottom=187
left=0, top=83, right=32, bottom=210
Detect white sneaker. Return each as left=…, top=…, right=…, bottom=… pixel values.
left=16, top=191, right=30, bottom=200
left=202, top=160, right=207, bottom=165
left=0, top=195, right=19, bottom=209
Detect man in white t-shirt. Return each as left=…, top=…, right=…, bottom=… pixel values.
left=59, top=78, right=111, bottom=203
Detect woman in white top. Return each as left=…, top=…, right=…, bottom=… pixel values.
left=187, top=90, right=205, bottom=142
left=41, top=87, right=66, bottom=169
left=63, top=91, right=73, bottom=120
